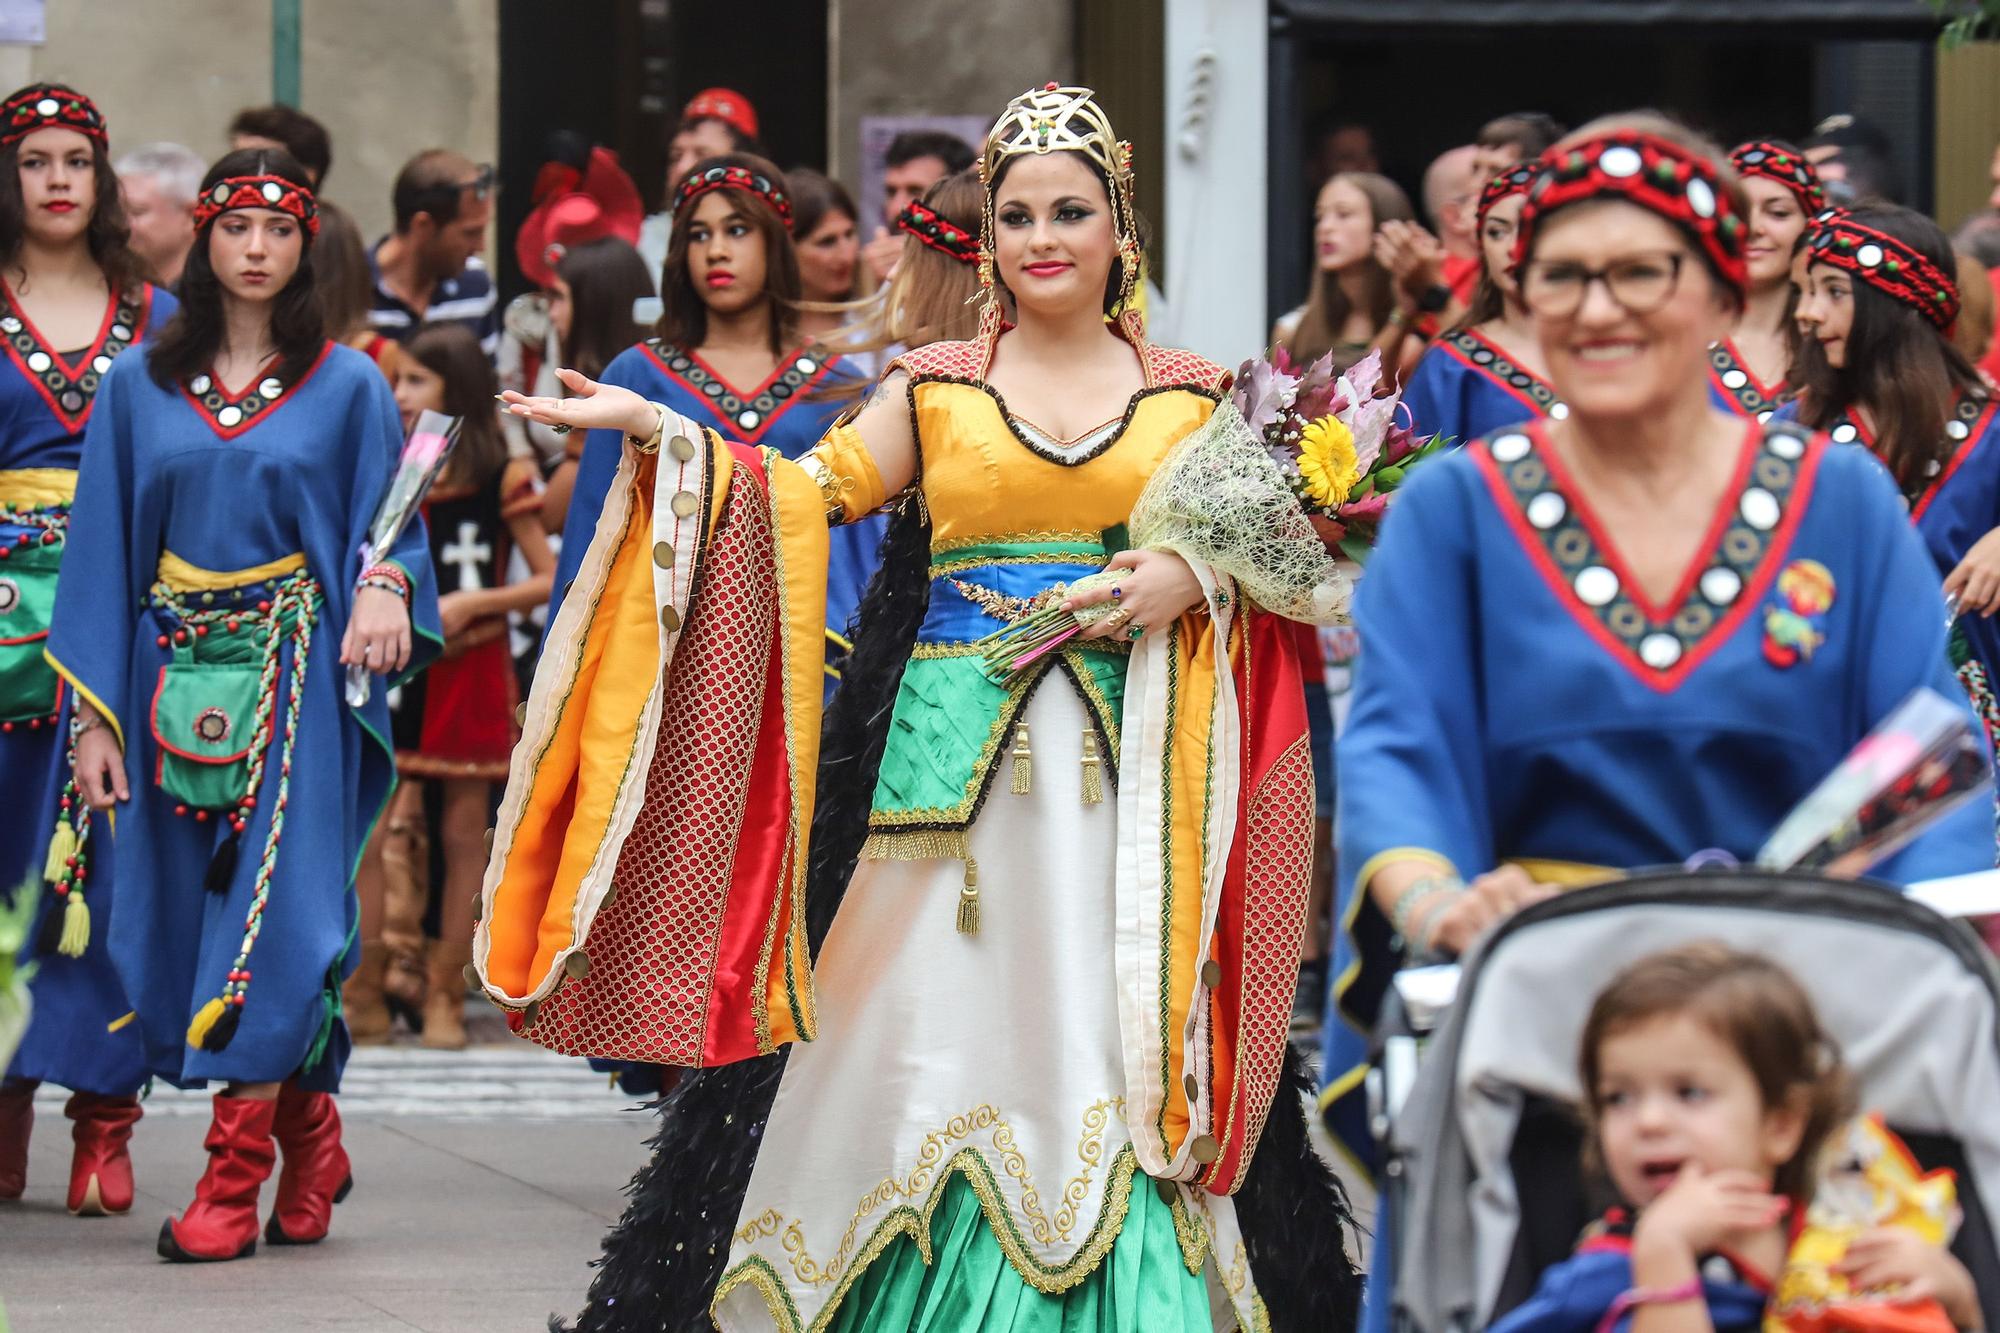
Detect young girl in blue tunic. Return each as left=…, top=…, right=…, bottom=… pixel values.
left=0, top=80, right=177, bottom=1220
left=50, top=146, right=439, bottom=1262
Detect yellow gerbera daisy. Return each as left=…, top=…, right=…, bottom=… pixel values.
left=1298, top=415, right=1360, bottom=510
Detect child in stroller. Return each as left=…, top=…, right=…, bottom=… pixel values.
left=1492, top=941, right=1978, bottom=1331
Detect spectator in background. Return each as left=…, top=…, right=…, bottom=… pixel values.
left=1309, top=121, right=1381, bottom=190
left=370, top=149, right=499, bottom=356
left=315, top=202, right=401, bottom=377
left=787, top=168, right=863, bottom=340
left=1471, top=110, right=1566, bottom=182
left=1955, top=214, right=2000, bottom=385
left=1274, top=170, right=1414, bottom=373
left=861, top=129, right=974, bottom=283
left=1370, top=144, right=1485, bottom=354
left=537, top=236, right=653, bottom=530
left=227, top=103, right=332, bottom=189
left=1988, top=137, right=2000, bottom=215
left=115, top=141, right=202, bottom=288
left=1955, top=249, right=1995, bottom=372
left=640, top=88, right=762, bottom=281
left=1804, top=113, right=1899, bottom=206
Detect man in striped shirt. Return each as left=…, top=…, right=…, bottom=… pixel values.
left=370, top=149, right=500, bottom=359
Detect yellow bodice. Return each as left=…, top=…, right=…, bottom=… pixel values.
left=910, top=381, right=1219, bottom=548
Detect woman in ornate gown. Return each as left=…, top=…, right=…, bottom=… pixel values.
left=49, top=148, right=439, bottom=1261
left=1705, top=141, right=1823, bottom=419
left=552, top=153, right=880, bottom=682
left=1399, top=161, right=1565, bottom=447
left=482, top=85, right=1358, bottom=1332
left=0, top=80, right=176, bottom=1218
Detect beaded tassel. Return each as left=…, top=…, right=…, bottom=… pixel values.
left=1009, top=723, right=1032, bottom=794
left=184, top=573, right=320, bottom=1053
left=1080, top=730, right=1103, bottom=804
left=956, top=858, right=980, bottom=936
left=40, top=765, right=92, bottom=959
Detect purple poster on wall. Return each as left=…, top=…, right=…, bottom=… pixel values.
left=0, top=0, right=45, bottom=43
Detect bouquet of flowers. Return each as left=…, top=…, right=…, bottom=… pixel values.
left=1236, top=347, right=1450, bottom=563
left=344, top=409, right=462, bottom=707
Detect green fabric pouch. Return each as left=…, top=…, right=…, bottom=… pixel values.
left=149, top=660, right=261, bottom=810
left=0, top=544, right=62, bottom=723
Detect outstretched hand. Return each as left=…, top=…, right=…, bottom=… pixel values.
left=501, top=367, right=660, bottom=441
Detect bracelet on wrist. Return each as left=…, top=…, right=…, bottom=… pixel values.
left=1387, top=873, right=1464, bottom=940
left=627, top=401, right=668, bottom=453
left=1599, top=1276, right=1702, bottom=1332
left=356, top=563, right=412, bottom=602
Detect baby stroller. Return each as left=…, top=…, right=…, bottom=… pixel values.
left=1380, top=865, right=2000, bottom=1332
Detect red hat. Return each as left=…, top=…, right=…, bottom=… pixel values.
left=515, top=146, right=644, bottom=290
left=682, top=87, right=758, bottom=141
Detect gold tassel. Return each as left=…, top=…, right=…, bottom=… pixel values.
left=42, top=819, right=76, bottom=884
left=185, top=996, right=228, bottom=1048
left=1080, top=730, right=1104, bottom=804
left=1009, top=724, right=1032, bottom=794
left=956, top=857, right=980, bottom=935
left=862, top=828, right=970, bottom=862
left=56, top=890, right=89, bottom=958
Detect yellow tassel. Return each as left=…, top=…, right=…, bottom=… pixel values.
left=1009, top=724, right=1032, bottom=795
left=862, top=828, right=970, bottom=862
left=56, top=890, right=89, bottom=958
left=956, top=857, right=980, bottom=935
left=1080, top=730, right=1104, bottom=804
left=185, top=996, right=228, bottom=1049
left=42, top=819, right=76, bottom=884
left=106, top=1011, right=136, bottom=1033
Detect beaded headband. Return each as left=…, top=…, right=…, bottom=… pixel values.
left=1, top=83, right=106, bottom=146
left=896, top=200, right=978, bottom=266
left=191, top=174, right=320, bottom=236
left=978, top=84, right=1143, bottom=337
left=1729, top=141, right=1827, bottom=215
left=1805, top=211, right=1959, bottom=330
left=672, top=163, right=792, bottom=230
left=1477, top=162, right=1543, bottom=229
left=1515, top=131, right=1747, bottom=296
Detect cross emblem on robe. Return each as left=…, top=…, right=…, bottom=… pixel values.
left=442, top=521, right=492, bottom=591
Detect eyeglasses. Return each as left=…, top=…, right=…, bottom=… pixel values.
left=406, top=163, right=495, bottom=226
left=461, top=163, right=495, bottom=201
left=1519, top=250, right=1687, bottom=318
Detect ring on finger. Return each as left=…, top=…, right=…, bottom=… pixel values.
left=1127, top=623, right=1146, bottom=640
left=1104, top=607, right=1130, bottom=628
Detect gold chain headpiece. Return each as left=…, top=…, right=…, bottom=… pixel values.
left=975, top=84, right=1143, bottom=344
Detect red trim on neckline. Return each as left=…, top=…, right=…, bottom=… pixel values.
left=1473, top=424, right=1823, bottom=694
left=1709, top=338, right=1786, bottom=405
left=1531, top=417, right=1762, bottom=622
left=1912, top=397, right=2000, bottom=523
left=1434, top=327, right=1558, bottom=417
left=0, top=280, right=140, bottom=432
left=180, top=341, right=333, bottom=442
left=638, top=341, right=837, bottom=445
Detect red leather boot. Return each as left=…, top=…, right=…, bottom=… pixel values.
left=157, top=1093, right=277, bottom=1262
left=0, top=1079, right=35, bottom=1200
left=264, top=1080, right=351, bottom=1244
left=66, top=1092, right=141, bottom=1215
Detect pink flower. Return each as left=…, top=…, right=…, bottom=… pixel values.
left=1338, top=491, right=1390, bottom=523
left=1232, top=357, right=1299, bottom=437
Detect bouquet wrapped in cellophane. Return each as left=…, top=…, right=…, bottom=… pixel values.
left=344, top=409, right=462, bottom=706
left=1757, top=688, right=1992, bottom=876
left=977, top=375, right=1350, bottom=685
left=1242, top=347, right=1451, bottom=563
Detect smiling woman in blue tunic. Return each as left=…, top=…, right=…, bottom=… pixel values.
left=1325, top=114, right=1993, bottom=1333
left=0, top=80, right=177, bottom=1221
left=48, top=146, right=438, bottom=1263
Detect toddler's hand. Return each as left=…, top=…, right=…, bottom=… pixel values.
left=1633, top=1162, right=1788, bottom=1260
left=1838, top=1228, right=1980, bottom=1328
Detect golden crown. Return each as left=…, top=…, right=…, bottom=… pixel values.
left=981, top=83, right=1133, bottom=191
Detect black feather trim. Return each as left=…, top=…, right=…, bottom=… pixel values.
left=1237, top=1043, right=1365, bottom=1330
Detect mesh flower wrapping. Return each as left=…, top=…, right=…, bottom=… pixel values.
left=1128, top=398, right=1350, bottom=625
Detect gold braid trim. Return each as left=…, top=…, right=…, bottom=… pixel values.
left=713, top=1144, right=1141, bottom=1331
left=861, top=828, right=970, bottom=862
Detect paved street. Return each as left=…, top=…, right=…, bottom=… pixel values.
left=0, top=1029, right=656, bottom=1333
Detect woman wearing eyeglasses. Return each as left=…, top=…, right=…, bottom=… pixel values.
left=1321, top=114, right=1992, bottom=1197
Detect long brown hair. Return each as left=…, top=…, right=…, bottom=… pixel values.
left=1793, top=204, right=1988, bottom=487
left=0, top=84, right=147, bottom=299
left=404, top=323, right=506, bottom=492
left=1580, top=941, right=1851, bottom=1204
left=654, top=152, right=798, bottom=355
left=311, top=200, right=373, bottom=342
left=1286, top=172, right=1411, bottom=368
left=556, top=236, right=651, bottom=379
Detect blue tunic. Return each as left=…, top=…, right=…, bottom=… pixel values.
left=46, top=343, right=440, bottom=1090
left=1488, top=1235, right=1767, bottom=1332
left=1322, top=419, right=1992, bottom=1170
left=552, top=340, right=885, bottom=669
left=5, top=282, right=175, bottom=1097
left=1705, top=337, right=1790, bottom=420
left=1400, top=326, right=1563, bottom=447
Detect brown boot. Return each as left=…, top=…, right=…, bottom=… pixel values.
left=341, top=941, right=393, bottom=1045
left=420, top=938, right=472, bottom=1050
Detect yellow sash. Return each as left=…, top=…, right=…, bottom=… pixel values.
left=156, top=550, right=307, bottom=593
